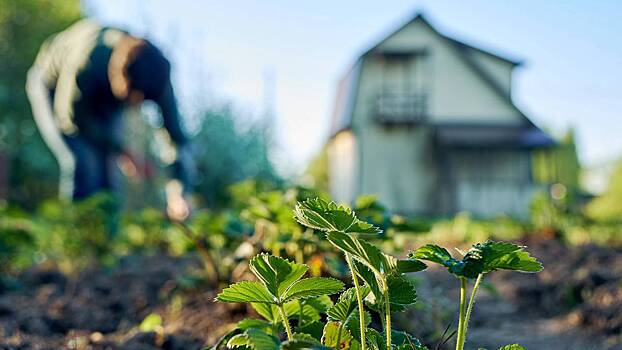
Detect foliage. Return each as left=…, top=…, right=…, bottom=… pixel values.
left=191, top=107, right=281, bottom=208
left=532, top=128, right=581, bottom=189
left=304, top=146, right=329, bottom=193
left=35, top=193, right=120, bottom=271
left=0, top=206, right=37, bottom=273
left=213, top=198, right=428, bottom=350
left=0, top=0, right=81, bottom=206
left=214, top=197, right=539, bottom=350
left=410, top=242, right=541, bottom=350
left=411, top=241, right=542, bottom=279
left=585, top=159, right=622, bottom=222
left=217, top=253, right=343, bottom=340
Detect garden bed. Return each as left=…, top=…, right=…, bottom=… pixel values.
left=0, top=238, right=619, bottom=350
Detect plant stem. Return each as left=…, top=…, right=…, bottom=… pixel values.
left=345, top=253, right=366, bottom=350
left=382, top=278, right=392, bottom=349
left=455, top=277, right=467, bottom=350
left=175, top=222, right=219, bottom=284
left=278, top=304, right=293, bottom=341
left=463, top=273, right=483, bottom=341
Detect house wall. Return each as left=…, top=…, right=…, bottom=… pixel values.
left=469, top=50, right=514, bottom=98
left=334, top=18, right=533, bottom=216
left=327, top=130, right=358, bottom=204
left=441, top=149, right=537, bottom=217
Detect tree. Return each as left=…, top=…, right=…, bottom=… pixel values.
left=532, top=128, right=581, bottom=189
left=191, top=106, right=280, bottom=208
left=585, top=160, right=622, bottom=222
left=303, top=145, right=329, bottom=192
left=0, top=0, right=81, bottom=207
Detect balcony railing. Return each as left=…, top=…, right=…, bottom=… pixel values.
left=374, top=93, right=428, bottom=125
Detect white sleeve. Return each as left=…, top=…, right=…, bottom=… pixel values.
left=26, top=67, right=75, bottom=199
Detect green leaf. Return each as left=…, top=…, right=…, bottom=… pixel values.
left=327, top=287, right=370, bottom=322
left=409, top=245, right=462, bottom=273
left=294, top=198, right=381, bottom=235
left=390, top=330, right=428, bottom=350
left=467, top=241, right=543, bottom=273
left=217, top=281, right=275, bottom=303
left=296, top=321, right=324, bottom=341
left=410, top=241, right=543, bottom=279
left=386, top=275, right=417, bottom=310
left=282, top=277, right=344, bottom=302
left=303, top=295, right=334, bottom=314
left=227, top=334, right=250, bottom=348
left=344, top=309, right=371, bottom=342
left=326, top=231, right=388, bottom=274
left=284, top=300, right=322, bottom=326
left=322, top=321, right=352, bottom=350
left=209, top=328, right=242, bottom=350
left=227, top=329, right=280, bottom=350
left=351, top=261, right=381, bottom=302
left=238, top=319, right=273, bottom=332
left=251, top=303, right=280, bottom=324
left=347, top=220, right=382, bottom=235
left=459, top=241, right=542, bottom=278
left=498, top=345, right=526, bottom=350
left=395, top=259, right=427, bottom=274
left=364, top=329, right=385, bottom=350
left=294, top=198, right=357, bottom=232
left=292, top=333, right=320, bottom=344
left=249, top=254, right=308, bottom=298
left=280, top=340, right=333, bottom=350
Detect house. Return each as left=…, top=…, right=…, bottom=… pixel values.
left=327, top=13, right=555, bottom=218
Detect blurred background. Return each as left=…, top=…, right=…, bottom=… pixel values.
left=0, top=1, right=621, bottom=349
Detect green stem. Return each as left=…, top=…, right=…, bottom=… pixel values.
left=455, top=277, right=468, bottom=350
left=463, top=274, right=483, bottom=342
left=345, top=253, right=366, bottom=350
left=382, top=278, right=392, bottom=349
left=278, top=304, right=293, bottom=341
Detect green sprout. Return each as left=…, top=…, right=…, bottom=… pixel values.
left=410, top=241, right=542, bottom=350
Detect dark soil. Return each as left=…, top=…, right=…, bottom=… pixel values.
left=0, top=254, right=212, bottom=350
left=0, top=239, right=620, bottom=350
left=401, top=237, right=622, bottom=349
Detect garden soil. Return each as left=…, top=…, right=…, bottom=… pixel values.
left=0, top=238, right=619, bottom=350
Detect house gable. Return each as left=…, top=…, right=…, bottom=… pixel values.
left=330, top=13, right=537, bottom=137
left=370, top=15, right=525, bottom=125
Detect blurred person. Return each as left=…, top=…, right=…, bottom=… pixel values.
left=26, top=19, right=193, bottom=221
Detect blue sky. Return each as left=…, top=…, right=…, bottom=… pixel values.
left=87, top=0, right=622, bottom=174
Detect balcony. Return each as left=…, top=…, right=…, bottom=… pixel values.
left=374, top=93, right=428, bottom=125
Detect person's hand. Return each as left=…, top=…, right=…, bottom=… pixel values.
left=117, top=150, right=143, bottom=181
left=165, top=179, right=190, bottom=221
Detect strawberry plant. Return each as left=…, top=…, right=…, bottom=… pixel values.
left=208, top=197, right=542, bottom=350
left=294, top=198, right=426, bottom=350
left=409, top=242, right=542, bottom=350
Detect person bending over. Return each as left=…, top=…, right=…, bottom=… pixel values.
left=26, top=19, right=193, bottom=220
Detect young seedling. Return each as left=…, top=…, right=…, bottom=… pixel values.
left=409, top=241, right=542, bottom=350
left=294, top=198, right=427, bottom=350
left=216, top=253, right=344, bottom=343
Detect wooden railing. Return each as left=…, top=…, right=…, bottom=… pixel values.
left=374, top=93, right=428, bottom=125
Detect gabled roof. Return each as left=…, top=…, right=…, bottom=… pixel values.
left=361, top=13, right=522, bottom=66
left=330, top=12, right=546, bottom=139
